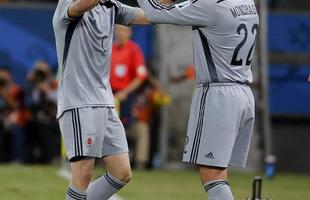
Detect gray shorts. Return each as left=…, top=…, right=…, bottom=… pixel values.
left=182, top=83, right=255, bottom=168
left=58, top=107, right=128, bottom=161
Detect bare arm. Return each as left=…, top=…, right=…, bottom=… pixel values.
left=132, top=9, right=150, bottom=25
left=115, top=78, right=145, bottom=101
left=68, top=0, right=101, bottom=18
left=137, top=0, right=215, bottom=26
left=131, top=0, right=185, bottom=25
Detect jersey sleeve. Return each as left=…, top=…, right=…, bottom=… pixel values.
left=137, top=0, right=216, bottom=26
left=114, top=1, right=141, bottom=26
left=56, top=0, right=81, bottom=24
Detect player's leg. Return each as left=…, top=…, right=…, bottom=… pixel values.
left=230, top=86, right=255, bottom=168
left=204, top=85, right=254, bottom=200
left=66, top=158, right=94, bottom=200
left=199, top=166, right=233, bottom=200
left=104, top=153, right=132, bottom=182
left=87, top=153, right=131, bottom=200
left=206, top=84, right=254, bottom=199
left=87, top=108, right=131, bottom=200
left=183, top=84, right=243, bottom=200
left=59, top=108, right=105, bottom=200
left=71, top=159, right=95, bottom=190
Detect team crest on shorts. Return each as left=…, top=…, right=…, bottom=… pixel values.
left=86, top=137, right=93, bottom=146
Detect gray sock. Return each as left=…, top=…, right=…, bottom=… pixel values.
left=87, top=172, right=126, bottom=200
left=66, top=185, right=87, bottom=200
left=204, top=180, right=234, bottom=200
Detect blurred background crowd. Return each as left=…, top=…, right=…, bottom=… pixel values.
left=0, top=61, right=59, bottom=164
left=0, top=37, right=171, bottom=170
left=0, top=0, right=310, bottom=174
left=0, top=24, right=174, bottom=169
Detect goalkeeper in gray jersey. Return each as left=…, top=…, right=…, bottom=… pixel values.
left=53, top=0, right=149, bottom=199
left=138, top=0, right=259, bottom=199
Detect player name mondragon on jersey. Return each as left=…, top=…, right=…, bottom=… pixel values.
left=230, top=4, right=257, bottom=18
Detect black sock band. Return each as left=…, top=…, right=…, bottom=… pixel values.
left=67, top=186, right=87, bottom=200
left=104, top=172, right=126, bottom=190
left=204, top=180, right=229, bottom=192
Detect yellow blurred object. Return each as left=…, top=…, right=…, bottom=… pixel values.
left=61, top=138, right=67, bottom=159
left=115, top=98, right=121, bottom=115
left=152, top=90, right=171, bottom=106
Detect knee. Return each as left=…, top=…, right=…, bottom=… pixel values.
left=199, top=165, right=228, bottom=184
left=72, top=160, right=94, bottom=188
left=78, top=168, right=93, bottom=183
left=121, top=169, right=132, bottom=183
left=114, top=169, right=132, bottom=183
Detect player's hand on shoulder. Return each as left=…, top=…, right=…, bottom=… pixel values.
left=68, top=0, right=101, bottom=18
left=160, top=0, right=176, bottom=4
left=132, top=9, right=150, bottom=25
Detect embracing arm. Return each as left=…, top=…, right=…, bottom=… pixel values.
left=137, top=0, right=215, bottom=26
left=132, top=9, right=150, bottom=25
left=115, top=1, right=150, bottom=25
left=68, top=0, right=101, bottom=18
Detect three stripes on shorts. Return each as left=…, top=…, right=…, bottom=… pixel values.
left=71, top=109, right=83, bottom=157
left=190, top=83, right=210, bottom=163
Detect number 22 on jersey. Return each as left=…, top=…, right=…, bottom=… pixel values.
left=231, top=23, right=259, bottom=66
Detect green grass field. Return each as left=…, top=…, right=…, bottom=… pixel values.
left=0, top=165, right=310, bottom=200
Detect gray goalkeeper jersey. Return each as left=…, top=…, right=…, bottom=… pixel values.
left=53, top=0, right=139, bottom=118
left=138, top=0, right=259, bottom=84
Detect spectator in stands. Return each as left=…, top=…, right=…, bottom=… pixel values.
left=110, top=25, right=148, bottom=128
left=0, top=67, right=30, bottom=163
left=26, top=61, right=59, bottom=163
left=0, top=68, right=8, bottom=162
left=129, top=73, right=170, bottom=169
left=128, top=82, right=152, bottom=169
left=169, top=64, right=195, bottom=83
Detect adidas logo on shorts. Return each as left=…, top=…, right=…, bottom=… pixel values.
left=205, top=152, right=215, bottom=159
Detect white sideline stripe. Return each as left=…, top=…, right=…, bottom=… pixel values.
left=57, top=169, right=125, bottom=200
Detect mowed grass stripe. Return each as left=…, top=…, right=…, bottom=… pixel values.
left=0, top=165, right=310, bottom=200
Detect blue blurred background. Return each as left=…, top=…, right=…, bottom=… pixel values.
left=1, top=7, right=309, bottom=115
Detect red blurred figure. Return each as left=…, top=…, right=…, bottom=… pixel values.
left=129, top=74, right=170, bottom=169
left=110, top=25, right=147, bottom=127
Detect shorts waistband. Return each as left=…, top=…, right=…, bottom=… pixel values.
left=196, top=82, right=250, bottom=88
